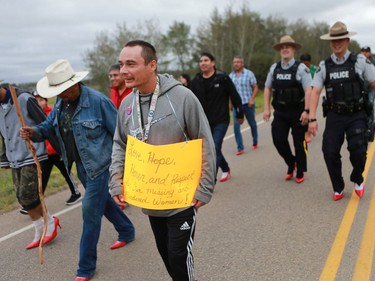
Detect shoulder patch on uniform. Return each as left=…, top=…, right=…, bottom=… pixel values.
left=315, top=66, right=321, bottom=73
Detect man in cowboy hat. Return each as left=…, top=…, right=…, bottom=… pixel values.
left=263, top=35, right=312, bottom=184
left=20, top=59, right=135, bottom=281
left=308, top=21, right=375, bottom=201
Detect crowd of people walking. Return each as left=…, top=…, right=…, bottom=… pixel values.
left=1, top=20, right=375, bottom=281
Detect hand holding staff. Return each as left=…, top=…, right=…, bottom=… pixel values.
left=10, top=85, right=47, bottom=265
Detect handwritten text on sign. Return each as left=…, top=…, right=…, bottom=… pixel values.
left=123, top=135, right=202, bottom=210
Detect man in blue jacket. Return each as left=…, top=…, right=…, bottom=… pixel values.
left=20, top=59, right=135, bottom=281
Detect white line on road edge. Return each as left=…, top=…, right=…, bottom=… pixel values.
left=0, top=202, right=82, bottom=243
left=224, top=119, right=266, bottom=140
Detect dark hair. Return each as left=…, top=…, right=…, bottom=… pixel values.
left=109, top=64, right=120, bottom=72
left=300, top=53, right=312, bottom=62
left=233, top=55, right=244, bottom=61
left=200, top=52, right=215, bottom=61
left=125, top=40, right=158, bottom=64
left=180, top=73, right=191, bottom=88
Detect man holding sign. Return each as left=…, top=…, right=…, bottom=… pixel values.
left=109, top=40, right=216, bottom=281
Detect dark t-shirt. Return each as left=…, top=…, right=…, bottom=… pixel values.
left=59, top=97, right=80, bottom=167
left=203, top=75, right=215, bottom=95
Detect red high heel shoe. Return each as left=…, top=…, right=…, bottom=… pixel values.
left=25, top=239, right=41, bottom=250
left=295, top=176, right=304, bottom=184
left=355, top=188, right=365, bottom=199
left=285, top=173, right=293, bottom=180
left=333, top=192, right=344, bottom=201
left=43, top=216, right=61, bottom=245
left=110, top=241, right=127, bottom=250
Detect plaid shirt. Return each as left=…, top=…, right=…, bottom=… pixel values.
left=229, top=68, right=257, bottom=104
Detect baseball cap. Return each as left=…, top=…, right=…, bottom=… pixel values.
left=361, top=46, right=371, bottom=52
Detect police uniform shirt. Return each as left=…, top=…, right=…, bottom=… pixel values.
left=312, top=50, right=375, bottom=89
left=265, top=58, right=312, bottom=89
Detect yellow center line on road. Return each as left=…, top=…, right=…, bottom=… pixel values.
left=353, top=142, right=375, bottom=281
left=319, top=141, right=375, bottom=281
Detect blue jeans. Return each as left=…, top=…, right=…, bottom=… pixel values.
left=76, top=161, right=135, bottom=278
left=210, top=122, right=229, bottom=174
left=233, top=104, right=258, bottom=151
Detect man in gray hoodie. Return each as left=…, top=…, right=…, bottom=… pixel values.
left=109, top=40, right=216, bottom=281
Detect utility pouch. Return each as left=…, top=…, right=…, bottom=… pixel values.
left=322, top=96, right=329, bottom=117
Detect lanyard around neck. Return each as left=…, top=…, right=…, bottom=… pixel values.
left=135, top=77, right=160, bottom=142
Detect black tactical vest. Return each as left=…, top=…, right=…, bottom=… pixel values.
left=272, top=61, right=305, bottom=109
left=324, top=53, right=365, bottom=105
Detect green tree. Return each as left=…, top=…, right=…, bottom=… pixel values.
left=83, top=20, right=164, bottom=93
left=162, top=21, right=195, bottom=73
left=81, top=3, right=353, bottom=92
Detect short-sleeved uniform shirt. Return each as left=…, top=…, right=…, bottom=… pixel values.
left=265, top=58, right=312, bottom=89
left=312, top=50, right=375, bottom=89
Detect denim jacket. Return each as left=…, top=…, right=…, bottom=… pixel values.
left=33, top=85, right=117, bottom=179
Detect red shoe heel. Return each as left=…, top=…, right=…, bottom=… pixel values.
left=43, top=216, right=61, bottom=245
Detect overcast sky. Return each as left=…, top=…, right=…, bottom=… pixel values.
left=1, top=0, right=374, bottom=84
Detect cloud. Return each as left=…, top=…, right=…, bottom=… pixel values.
left=1, top=0, right=374, bottom=84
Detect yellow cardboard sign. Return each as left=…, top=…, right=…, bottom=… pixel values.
left=123, top=135, right=202, bottom=210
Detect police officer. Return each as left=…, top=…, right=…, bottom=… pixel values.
left=309, top=21, right=375, bottom=201
left=263, top=35, right=312, bottom=184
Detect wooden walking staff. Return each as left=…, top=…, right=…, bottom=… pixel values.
left=9, top=85, right=47, bottom=264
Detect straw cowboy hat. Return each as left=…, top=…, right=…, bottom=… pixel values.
left=320, top=21, right=357, bottom=40
left=273, top=35, right=302, bottom=51
left=37, top=59, right=89, bottom=98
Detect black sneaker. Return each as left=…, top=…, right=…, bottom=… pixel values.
left=66, top=193, right=82, bottom=205
left=19, top=207, right=28, bottom=215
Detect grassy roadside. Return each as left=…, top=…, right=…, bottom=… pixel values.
left=0, top=162, right=78, bottom=214
left=0, top=91, right=264, bottom=213
left=230, top=89, right=264, bottom=122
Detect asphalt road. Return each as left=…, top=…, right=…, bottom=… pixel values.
left=1, top=111, right=375, bottom=281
